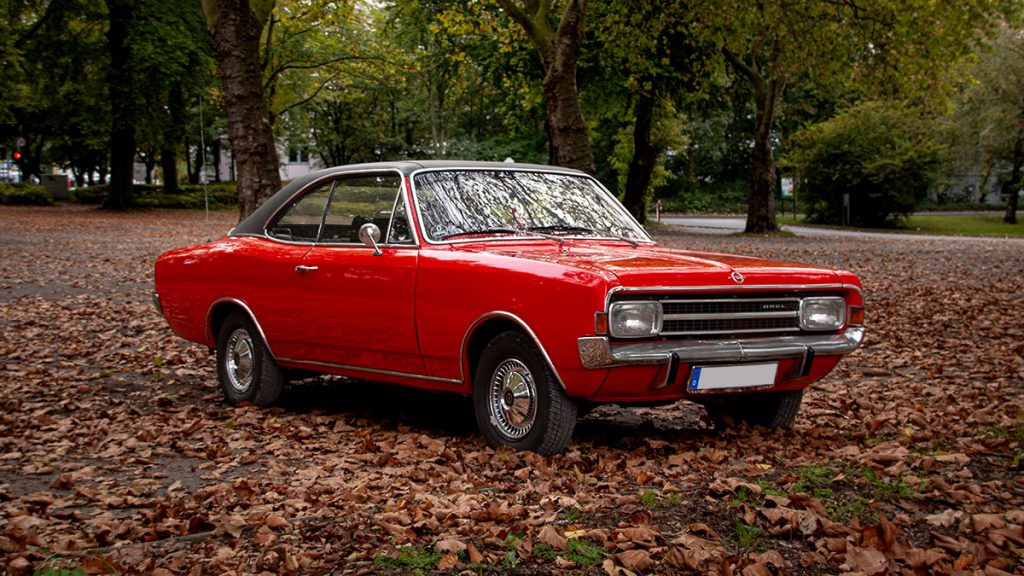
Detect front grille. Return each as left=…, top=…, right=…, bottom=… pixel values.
left=660, top=296, right=801, bottom=336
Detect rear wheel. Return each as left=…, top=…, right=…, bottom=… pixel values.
left=705, top=389, right=804, bottom=430
left=473, top=331, right=577, bottom=455
left=216, top=311, right=285, bottom=406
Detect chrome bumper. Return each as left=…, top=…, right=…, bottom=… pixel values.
left=577, top=326, right=865, bottom=369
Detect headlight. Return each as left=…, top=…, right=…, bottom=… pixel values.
left=799, top=297, right=846, bottom=331
left=608, top=301, right=663, bottom=338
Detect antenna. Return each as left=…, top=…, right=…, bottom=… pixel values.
left=200, top=94, right=211, bottom=242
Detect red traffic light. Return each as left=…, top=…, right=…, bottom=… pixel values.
left=12, top=151, right=21, bottom=160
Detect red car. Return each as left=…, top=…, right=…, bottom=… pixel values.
left=154, top=161, right=865, bottom=455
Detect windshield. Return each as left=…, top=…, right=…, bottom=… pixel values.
left=412, top=170, right=651, bottom=243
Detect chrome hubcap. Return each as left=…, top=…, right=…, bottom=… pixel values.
left=226, top=328, right=254, bottom=393
left=488, top=358, right=537, bottom=440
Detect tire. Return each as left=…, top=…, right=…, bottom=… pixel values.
left=705, top=389, right=804, bottom=430
left=473, top=331, right=577, bottom=455
left=215, top=311, right=285, bottom=406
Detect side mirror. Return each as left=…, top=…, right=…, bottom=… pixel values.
left=358, top=222, right=383, bottom=256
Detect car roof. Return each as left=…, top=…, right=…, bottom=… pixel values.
left=230, top=160, right=588, bottom=236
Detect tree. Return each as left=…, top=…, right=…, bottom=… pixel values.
left=788, top=101, right=946, bottom=227
left=589, top=1, right=710, bottom=223
left=692, top=0, right=1021, bottom=232
left=496, top=0, right=594, bottom=174
left=202, top=0, right=281, bottom=220
left=948, top=25, right=1024, bottom=224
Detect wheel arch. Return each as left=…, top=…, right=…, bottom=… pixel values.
left=206, top=298, right=276, bottom=359
left=461, top=312, right=566, bottom=392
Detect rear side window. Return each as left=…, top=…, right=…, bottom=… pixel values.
left=267, top=184, right=332, bottom=242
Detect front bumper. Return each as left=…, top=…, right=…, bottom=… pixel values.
left=577, top=326, right=865, bottom=370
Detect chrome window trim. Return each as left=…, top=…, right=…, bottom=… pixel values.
left=205, top=298, right=275, bottom=358
left=407, top=166, right=655, bottom=246
left=260, top=168, right=421, bottom=248
left=275, top=358, right=462, bottom=385
left=459, top=311, right=569, bottom=391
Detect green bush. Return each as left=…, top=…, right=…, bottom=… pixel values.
left=656, top=180, right=749, bottom=213
left=0, top=182, right=54, bottom=205
left=786, top=102, right=947, bottom=227
left=72, top=182, right=237, bottom=209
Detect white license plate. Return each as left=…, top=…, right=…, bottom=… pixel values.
left=688, top=362, right=779, bottom=392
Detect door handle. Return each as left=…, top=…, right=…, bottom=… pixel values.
left=295, top=265, right=319, bottom=273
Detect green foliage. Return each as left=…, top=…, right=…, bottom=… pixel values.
left=73, top=182, right=237, bottom=208
left=658, top=180, right=749, bottom=214
left=565, top=537, right=606, bottom=566
left=862, top=467, right=914, bottom=501
left=0, top=182, right=53, bottom=205
left=32, top=555, right=86, bottom=576
left=372, top=545, right=440, bottom=573
left=733, top=521, right=762, bottom=550
left=639, top=489, right=683, bottom=510
left=787, top=102, right=947, bottom=227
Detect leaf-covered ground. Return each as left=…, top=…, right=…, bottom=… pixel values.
left=1, top=205, right=1022, bottom=576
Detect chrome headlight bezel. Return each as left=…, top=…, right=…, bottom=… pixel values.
left=608, top=301, right=663, bottom=338
left=799, top=297, right=846, bottom=331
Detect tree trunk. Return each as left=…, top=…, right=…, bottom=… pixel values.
left=161, top=84, right=185, bottom=194
left=498, top=0, right=594, bottom=175
left=106, top=0, right=136, bottom=210
left=143, top=153, right=156, bottom=184
left=1003, top=128, right=1022, bottom=225
left=161, top=148, right=178, bottom=193
left=746, top=98, right=778, bottom=233
left=207, top=0, right=281, bottom=221
left=723, top=49, right=782, bottom=233
left=623, top=92, right=657, bottom=224
left=212, top=138, right=222, bottom=182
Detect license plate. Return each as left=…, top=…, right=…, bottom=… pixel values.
left=688, top=362, right=779, bottom=392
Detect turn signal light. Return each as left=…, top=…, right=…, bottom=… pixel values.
left=848, top=306, right=865, bottom=326
left=594, top=312, right=608, bottom=335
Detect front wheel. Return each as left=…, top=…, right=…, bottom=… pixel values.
left=704, top=389, right=804, bottom=430
left=216, top=311, right=285, bottom=406
left=473, top=331, right=577, bottom=456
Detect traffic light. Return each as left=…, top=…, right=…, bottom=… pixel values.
left=12, top=150, right=22, bottom=161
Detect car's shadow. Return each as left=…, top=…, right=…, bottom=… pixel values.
left=275, top=375, right=717, bottom=451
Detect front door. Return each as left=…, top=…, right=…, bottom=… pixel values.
left=280, top=172, right=424, bottom=374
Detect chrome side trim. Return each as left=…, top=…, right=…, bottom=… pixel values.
left=577, top=326, right=865, bottom=370
left=205, top=298, right=276, bottom=359
left=460, top=311, right=569, bottom=391
left=276, top=358, right=462, bottom=384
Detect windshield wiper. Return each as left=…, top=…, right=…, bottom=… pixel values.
left=442, top=227, right=564, bottom=246
left=528, top=225, right=639, bottom=248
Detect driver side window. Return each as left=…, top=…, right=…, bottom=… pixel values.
left=266, top=173, right=413, bottom=245
left=321, top=174, right=412, bottom=245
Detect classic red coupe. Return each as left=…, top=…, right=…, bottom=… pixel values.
left=154, top=161, right=865, bottom=455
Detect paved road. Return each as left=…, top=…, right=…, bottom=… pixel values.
left=659, top=215, right=1024, bottom=242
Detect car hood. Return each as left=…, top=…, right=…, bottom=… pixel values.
left=471, top=241, right=842, bottom=288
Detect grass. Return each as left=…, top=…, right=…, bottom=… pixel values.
left=778, top=213, right=1024, bottom=237
left=373, top=545, right=440, bottom=573
left=639, top=489, right=684, bottom=510
left=734, top=521, right=763, bottom=551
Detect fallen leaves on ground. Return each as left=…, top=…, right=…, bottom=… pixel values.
left=0, top=206, right=1021, bottom=575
